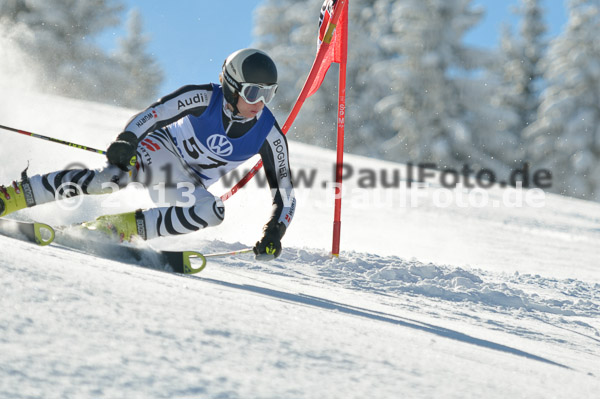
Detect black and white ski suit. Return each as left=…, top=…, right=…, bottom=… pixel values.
left=27, top=84, right=296, bottom=240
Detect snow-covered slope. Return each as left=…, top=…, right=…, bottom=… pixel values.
left=1, top=91, right=599, bottom=398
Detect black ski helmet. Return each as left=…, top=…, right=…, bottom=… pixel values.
left=221, top=48, right=278, bottom=109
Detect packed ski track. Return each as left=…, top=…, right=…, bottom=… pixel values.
left=2, top=91, right=600, bottom=398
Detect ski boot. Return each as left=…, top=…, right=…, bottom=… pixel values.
left=0, top=176, right=36, bottom=217
left=81, top=210, right=148, bottom=243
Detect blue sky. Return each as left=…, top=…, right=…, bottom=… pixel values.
left=97, top=0, right=568, bottom=97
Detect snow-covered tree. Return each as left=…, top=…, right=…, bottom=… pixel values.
left=514, top=0, right=547, bottom=129
left=0, top=0, right=29, bottom=19
left=0, top=0, right=162, bottom=107
left=374, top=0, right=517, bottom=175
left=110, top=9, right=164, bottom=108
left=524, top=0, right=600, bottom=200
left=491, top=0, right=547, bottom=167
left=0, top=0, right=121, bottom=96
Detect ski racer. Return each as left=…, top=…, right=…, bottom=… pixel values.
left=0, top=48, right=296, bottom=259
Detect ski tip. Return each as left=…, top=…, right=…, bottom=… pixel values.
left=182, top=251, right=207, bottom=274
left=162, top=251, right=206, bottom=274
left=33, top=222, right=55, bottom=246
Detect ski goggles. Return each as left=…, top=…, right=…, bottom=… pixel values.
left=238, top=83, right=278, bottom=105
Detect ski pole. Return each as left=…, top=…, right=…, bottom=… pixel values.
left=0, top=123, right=106, bottom=155
left=204, top=248, right=254, bottom=259
left=203, top=248, right=277, bottom=262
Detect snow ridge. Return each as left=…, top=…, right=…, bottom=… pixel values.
left=247, top=249, right=598, bottom=319
left=201, top=245, right=600, bottom=323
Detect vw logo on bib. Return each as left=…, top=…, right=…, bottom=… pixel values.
left=206, top=134, right=233, bottom=157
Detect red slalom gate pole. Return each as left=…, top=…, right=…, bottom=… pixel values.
left=331, top=1, right=348, bottom=257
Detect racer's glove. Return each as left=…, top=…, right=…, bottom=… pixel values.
left=106, top=131, right=138, bottom=171
left=253, top=221, right=286, bottom=260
